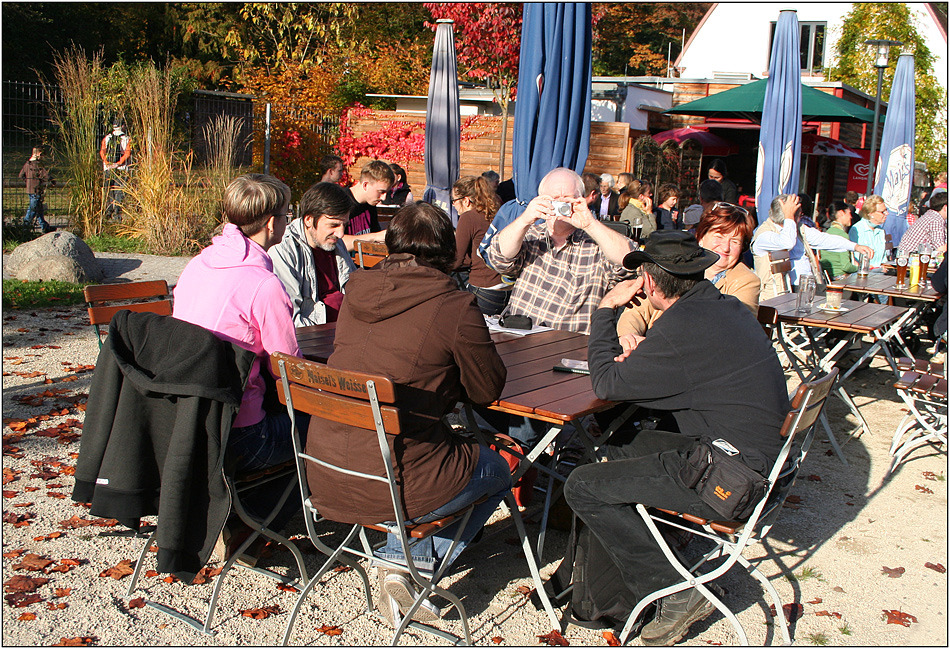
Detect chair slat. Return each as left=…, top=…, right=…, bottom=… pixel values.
left=87, top=299, right=172, bottom=326
left=271, top=353, right=397, bottom=403
left=83, top=280, right=169, bottom=303
left=282, top=383, right=403, bottom=434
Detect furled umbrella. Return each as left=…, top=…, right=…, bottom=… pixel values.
left=653, top=127, right=739, bottom=157
left=874, top=52, right=916, bottom=246
left=755, top=9, right=802, bottom=223
left=423, top=19, right=461, bottom=225
left=478, top=3, right=593, bottom=262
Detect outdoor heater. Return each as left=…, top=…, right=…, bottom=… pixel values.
left=864, top=39, right=902, bottom=195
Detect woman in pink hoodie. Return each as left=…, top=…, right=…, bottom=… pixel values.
left=173, top=174, right=306, bottom=559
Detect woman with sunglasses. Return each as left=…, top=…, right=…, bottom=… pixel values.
left=452, top=175, right=509, bottom=315
left=617, top=202, right=758, bottom=338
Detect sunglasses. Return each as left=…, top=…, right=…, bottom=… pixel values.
left=711, top=201, right=749, bottom=216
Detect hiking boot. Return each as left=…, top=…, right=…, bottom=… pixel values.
left=378, top=567, right=441, bottom=624
left=640, top=588, right=715, bottom=646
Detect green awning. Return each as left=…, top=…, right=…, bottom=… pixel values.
left=665, top=79, right=878, bottom=124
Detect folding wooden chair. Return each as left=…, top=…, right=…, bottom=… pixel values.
left=618, top=369, right=838, bottom=646
left=890, top=357, right=947, bottom=473
left=272, top=352, right=558, bottom=646
left=355, top=240, right=389, bottom=269
left=84, top=280, right=172, bottom=349
left=756, top=305, right=778, bottom=339
left=767, top=250, right=792, bottom=296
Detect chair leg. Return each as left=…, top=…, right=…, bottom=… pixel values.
left=126, top=529, right=158, bottom=598
left=736, top=555, right=790, bottom=645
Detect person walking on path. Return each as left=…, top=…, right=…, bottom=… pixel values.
left=19, top=147, right=55, bottom=233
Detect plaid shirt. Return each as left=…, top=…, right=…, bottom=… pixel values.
left=487, top=221, right=632, bottom=334
left=898, top=210, right=946, bottom=254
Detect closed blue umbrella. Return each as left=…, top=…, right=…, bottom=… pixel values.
left=423, top=19, right=461, bottom=225
left=478, top=3, right=592, bottom=262
left=755, top=10, right=802, bottom=223
left=874, top=53, right=915, bottom=246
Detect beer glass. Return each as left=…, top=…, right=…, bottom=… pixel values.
left=918, top=244, right=933, bottom=287
left=796, top=275, right=816, bottom=314
left=631, top=215, right=643, bottom=244
left=825, top=285, right=843, bottom=310
left=909, top=252, right=921, bottom=287
left=895, top=250, right=909, bottom=289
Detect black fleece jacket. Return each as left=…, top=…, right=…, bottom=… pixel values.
left=72, top=310, right=256, bottom=581
left=588, top=281, right=790, bottom=473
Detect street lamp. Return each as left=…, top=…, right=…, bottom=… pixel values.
left=864, top=39, right=902, bottom=195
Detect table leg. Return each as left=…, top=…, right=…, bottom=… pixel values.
left=839, top=308, right=916, bottom=382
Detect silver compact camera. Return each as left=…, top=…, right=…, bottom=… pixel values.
left=550, top=200, right=572, bottom=217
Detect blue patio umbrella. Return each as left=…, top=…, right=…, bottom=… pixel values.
left=874, top=53, right=915, bottom=246
left=423, top=19, right=461, bottom=225
left=478, top=3, right=592, bottom=262
left=754, top=10, right=802, bottom=223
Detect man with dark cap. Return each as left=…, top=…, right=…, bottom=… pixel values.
left=563, top=231, right=790, bottom=645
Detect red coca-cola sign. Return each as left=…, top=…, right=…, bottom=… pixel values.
left=847, top=149, right=871, bottom=193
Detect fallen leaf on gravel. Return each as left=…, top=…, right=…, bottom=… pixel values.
left=100, top=559, right=134, bottom=580
left=492, top=637, right=503, bottom=644
left=514, top=584, right=533, bottom=597
left=5, top=592, right=43, bottom=608
left=915, top=485, right=934, bottom=494
left=13, top=554, right=53, bottom=572
left=785, top=494, right=802, bottom=504
left=924, top=562, right=946, bottom=573
left=191, top=566, right=222, bottom=585
left=276, top=583, right=298, bottom=593
left=54, top=588, right=71, bottom=598
left=59, top=515, right=117, bottom=529
left=3, top=511, right=35, bottom=527
left=922, top=471, right=942, bottom=481
left=537, top=630, right=569, bottom=646
left=18, top=612, right=37, bottom=620
left=2, top=490, right=18, bottom=498
left=34, top=532, right=66, bottom=542
left=47, top=601, right=68, bottom=610
left=144, top=570, right=159, bottom=578
left=128, top=598, right=146, bottom=609
left=4, top=575, right=50, bottom=593
left=882, top=610, right=917, bottom=627
left=3, top=549, right=26, bottom=559
left=807, top=474, right=821, bottom=481
left=882, top=566, right=905, bottom=578
left=815, top=610, right=842, bottom=619
left=162, top=576, right=179, bottom=584
left=52, top=636, right=97, bottom=646
left=808, top=597, right=822, bottom=604
left=332, top=564, right=352, bottom=573
left=602, top=630, right=621, bottom=646
left=704, top=642, right=723, bottom=646
left=240, top=605, right=280, bottom=619
left=770, top=603, right=803, bottom=622
left=13, top=502, right=34, bottom=507
left=316, top=625, right=343, bottom=636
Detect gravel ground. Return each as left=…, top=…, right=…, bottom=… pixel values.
left=1, top=292, right=947, bottom=646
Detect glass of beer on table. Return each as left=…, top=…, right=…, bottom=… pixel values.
left=918, top=244, right=933, bottom=288
left=856, top=251, right=870, bottom=276
left=909, top=252, right=921, bottom=287
left=895, top=249, right=909, bottom=289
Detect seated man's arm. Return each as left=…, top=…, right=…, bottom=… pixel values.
left=486, top=195, right=550, bottom=275
left=802, top=224, right=856, bottom=252
left=563, top=198, right=635, bottom=266
left=342, top=230, right=386, bottom=253
left=750, top=218, right=797, bottom=256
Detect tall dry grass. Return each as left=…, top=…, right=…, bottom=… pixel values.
left=202, top=114, right=247, bottom=219
left=118, top=64, right=216, bottom=255
left=43, top=47, right=106, bottom=237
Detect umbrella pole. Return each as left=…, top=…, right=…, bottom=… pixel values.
left=498, top=108, right=509, bottom=180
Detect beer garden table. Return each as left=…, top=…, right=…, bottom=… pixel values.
left=761, top=293, right=912, bottom=465
left=295, top=323, right=636, bottom=557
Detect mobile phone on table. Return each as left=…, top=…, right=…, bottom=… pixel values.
left=553, top=358, right=589, bottom=375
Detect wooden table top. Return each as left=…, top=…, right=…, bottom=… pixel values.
left=296, top=324, right=613, bottom=424
left=761, top=293, right=910, bottom=334
left=828, top=272, right=942, bottom=302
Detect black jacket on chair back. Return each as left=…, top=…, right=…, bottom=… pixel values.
left=72, top=310, right=256, bottom=581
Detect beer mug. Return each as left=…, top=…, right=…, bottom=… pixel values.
left=909, top=252, right=921, bottom=287
left=918, top=243, right=933, bottom=287
left=856, top=251, right=870, bottom=276
left=796, top=275, right=816, bottom=314
left=895, top=250, right=909, bottom=289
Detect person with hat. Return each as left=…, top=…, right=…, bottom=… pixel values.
left=562, top=230, right=790, bottom=645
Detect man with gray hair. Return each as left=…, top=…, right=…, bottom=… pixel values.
left=269, top=182, right=358, bottom=327
left=487, top=167, right=634, bottom=334
left=751, top=194, right=872, bottom=299
left=592, top=172, right=620, bottom=220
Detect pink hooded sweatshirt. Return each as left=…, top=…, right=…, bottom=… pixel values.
left=173, top=223, right=300, bottom=428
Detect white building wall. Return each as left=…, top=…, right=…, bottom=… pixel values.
left=679, top=3, right=946, bottom=92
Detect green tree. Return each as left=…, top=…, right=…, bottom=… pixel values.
left=826, top=3, right=947, bottom=174
left=591, top=3, right=712, bottom=76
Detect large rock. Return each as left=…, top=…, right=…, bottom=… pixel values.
left=8, top=231, right=103, bottom=283
left=15, top=256, right=89, bottom=283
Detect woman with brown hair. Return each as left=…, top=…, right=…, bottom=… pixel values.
left=452, top=175, right=510, bottom=315
left=312, top=202, right=511, bottom=626
left=620, top=179, right=656, bottom=240
left=617, top=202, right=759, bottom=337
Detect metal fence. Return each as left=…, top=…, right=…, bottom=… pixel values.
left=2, top=80, right=341, bottom=230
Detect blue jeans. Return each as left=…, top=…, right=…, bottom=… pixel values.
left=22, top=194, right=51, bottom=232
left=375, top=446, right=512, bottom=574
left=228, top=410, right=310, bottom=530
left=467, top=284, right=511, bottom=317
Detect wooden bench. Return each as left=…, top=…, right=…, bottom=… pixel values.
left=354, top=239, right=389, bottom=269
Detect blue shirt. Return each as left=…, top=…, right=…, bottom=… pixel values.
left=849, top=218, right=887, bottom=268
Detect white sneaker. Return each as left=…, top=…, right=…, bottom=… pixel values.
left=383, top=570, right=442, bottom=623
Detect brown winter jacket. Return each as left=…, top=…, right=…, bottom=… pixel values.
left=307, top=253, right=506, bottom=524
left=19, top=159, right=50, bottom=195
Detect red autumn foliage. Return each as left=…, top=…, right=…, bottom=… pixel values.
left=128, top=597, right=146, bottom=609
left=316, top=625, right=343, bottom=636
left=240, top=605, right=280, bottom=619
left=882, top=609, right=918, bottom=626
left=13, top=553, right=53, bottom=572
left=100, top=559, right=135, bottom=580
left=4, top=575, right=50, bottom=593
